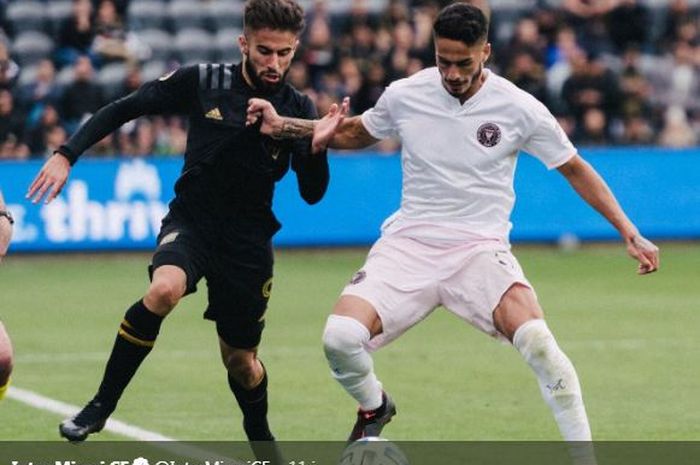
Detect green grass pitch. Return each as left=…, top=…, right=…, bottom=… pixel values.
left=0, top=243, right=698, bottom=440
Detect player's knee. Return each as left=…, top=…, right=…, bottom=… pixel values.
left=225, top=353, right=259, bottom=389
left=322, top=315, right=369, bottom=359
left=146, top=279, right=184, bottom=311
left=513, top=319, right=557, bottom=362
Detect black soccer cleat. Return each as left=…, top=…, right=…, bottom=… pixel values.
left=348, top=392, right=397, bottom=441
left=59, top=399, right=110, bottom=442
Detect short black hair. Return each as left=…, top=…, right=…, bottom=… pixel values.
left=433, top=3, right=489, bottom=46
left=244, top=0, right=306, bottom=35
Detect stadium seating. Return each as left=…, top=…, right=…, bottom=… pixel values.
left=46, top=1, right=73, bottom=37
left=6, top=1, right=48, bottom=36
left=11, top=31, right=54, bottom=66
left=207, top=1, right=244, bottom=32
left=127, top=1, right=168, bottom=32
left=215, top=28, right=243, bottom=64
left=168, top=0, right=207, bottom=31
left=97, top=62, right=128, bottom=100
left=140, top=60, right=167, bottom=82
left=136, top=29, right=173, bottom=62
left=173, top=28, right=215, bottom=65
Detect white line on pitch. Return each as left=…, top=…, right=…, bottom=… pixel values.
left=7, top=386, right=244, bottom=464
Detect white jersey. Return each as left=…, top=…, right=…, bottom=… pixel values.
left=361, top=67, right=576, bottom=243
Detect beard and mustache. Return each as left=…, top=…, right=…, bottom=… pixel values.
left=443, top=62, right=484, bottom=98
left=244, top=54, right=288, bottom=95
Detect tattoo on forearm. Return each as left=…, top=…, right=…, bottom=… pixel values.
left=273, top=118, right=315, bottom=140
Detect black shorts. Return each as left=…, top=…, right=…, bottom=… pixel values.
left=149, top=212, right=274, bottom=349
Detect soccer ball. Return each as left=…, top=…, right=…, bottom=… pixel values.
left=338, top=437, right=410, bottom=465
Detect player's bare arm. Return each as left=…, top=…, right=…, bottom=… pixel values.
left=328, top=116, right=380, bottom=150
left=26, top=152, right=72, bottom=205
left=247, top=97, right=379, bottom=150
left=247, top=97, right=350, bottom=153
left=558, top=154, right=659, bottom=275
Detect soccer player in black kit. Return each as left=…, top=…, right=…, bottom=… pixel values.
left=26, top=0, right=348, bottom=453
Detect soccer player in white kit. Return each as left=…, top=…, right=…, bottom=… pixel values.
left=246, top=2, right=659, bottom=443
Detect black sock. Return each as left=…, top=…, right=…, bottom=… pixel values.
left=93, top=300, right=163, bottom=411
left=228, top=367, right=274, bottom=441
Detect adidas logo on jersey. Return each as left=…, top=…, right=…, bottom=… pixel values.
left=205, top=107, right=223, bottom=120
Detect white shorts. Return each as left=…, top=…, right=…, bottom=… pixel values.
left=341, top=235, right=533, bottom=351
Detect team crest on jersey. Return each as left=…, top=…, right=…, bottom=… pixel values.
left=349, top=270, right=366, bottom=285
left=477, top=122, right=501, bottom=147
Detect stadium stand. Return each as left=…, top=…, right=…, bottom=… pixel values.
left=0, top=0, right=697, bottom=159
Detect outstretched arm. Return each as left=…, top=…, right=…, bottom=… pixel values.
left=26, top=94, right=149, bottom=204
left=247, top=97, right=380, bottom=150
left=557, top=154, right=659, bottom=274
left=27, top=66, right=198, bottom=204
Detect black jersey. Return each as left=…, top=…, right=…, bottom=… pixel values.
left=58, top=63, right=329, bottom=239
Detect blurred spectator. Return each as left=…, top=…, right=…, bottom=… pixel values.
left=606, top=0, right=649, bottom=53
left=343, top=23, right=377, bottom=70
left=384, top=20, right=417, bottom=80
left=56, top=0, right=97, bottom=67
left=619, top=115, right=655, bottom=145
left=658, top=105, right=698, bottom=148
left=287, top=61, right=312, bottom=92
left=131, top=118, right=156, bottom=157
left=301, top=13, right=337, bottom=90
left=164, top=117, right=187, bottom=156
left=617, top=46, right=653, bottom=123
left=44, top=125, right=68, bottom=159
left=98, top=0, right=130, bottom=17
left=546, top=26, right=581, bottom=113
left=92, top=0, right=131, bottom=63
left=354, top=61, right=388, bottom=114
left=676, top=18, right=700, bottom=50
left=382, top=0, right=410, bottom=28
left=114, top=63, right=143, bottom=99
left=561, top=0, right=615, bottom=55
left=505, top=50, right=548, bottom=105
left=24, top=104, right=63, bottom=157
left=0, top=90, right=24, bottom=148
left=92, top=0, right=149, bottom=64
left=17, top=59, right=62, bottom=127
left=0, top=43, right=19, bottom=90
left=561, top=51, right=621, bottom=135
left=410, top=1, right=439, bottom=65
left=646, top=40, right=700, bottom=113
left=500, top=16, right=546, bottom=71
left=0, top=134, right=30, bottom=160
left=337, top=56, right=363, bottom=100
left=575, top=107, right=610, bottom=146
left=532, top=7, right=560, bottom=51
left=338, top=0, right=380, bottom=36
left=663, top=0, right=694, bottom=46
left=60, top=55, right=105, bottom=130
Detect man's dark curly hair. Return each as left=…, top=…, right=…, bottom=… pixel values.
left=244, top=0, right=306, bottom=35
left=433, top=3, right=489, bottom=46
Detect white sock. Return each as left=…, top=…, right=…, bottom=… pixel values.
left=323, top=315, right=383, bottom=411
left=513, top=319, right=592, bottom=442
